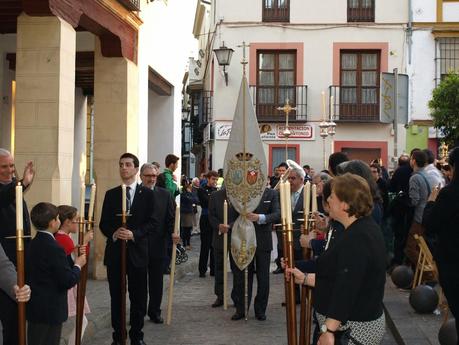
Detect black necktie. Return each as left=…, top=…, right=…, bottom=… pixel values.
left=126, top=186, right=132, bottom=212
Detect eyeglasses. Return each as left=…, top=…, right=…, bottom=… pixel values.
left=142, top=174, right=158, bottom=178
left=287, top=176, right=297, bottom=180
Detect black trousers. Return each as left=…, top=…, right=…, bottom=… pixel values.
left=231, top=250, right=271, bottom=316
left=106, top=260, right=147, bottom=342
left=439, top=268, right=459, bottom=345
left=27, top=322, right=62, bottom=345
left=391, top=213, right=412, bottom=265
left=0, top=291, right=18, bottom=345
left=199, top=216, right=214, bottom=275
left=148, top=257, right=166, bottom=318
left=181, top=226, right=192, bottom=246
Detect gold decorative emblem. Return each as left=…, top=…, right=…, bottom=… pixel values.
left=225, top=153, right=265, bottom=207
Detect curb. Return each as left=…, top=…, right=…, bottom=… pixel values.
left=383, top=303, right=406, bottom=345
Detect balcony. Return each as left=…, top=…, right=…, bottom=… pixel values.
left=249, top=85, right=308, bottom=122
left=329, top=85, right=380, bottom=122
left=347, top=0, right=375, bottom=22
left=117, top=0, right=140, bottom=11
left=262, top=0, right=290, bottom=22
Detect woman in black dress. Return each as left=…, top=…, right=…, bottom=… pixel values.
left=287, top=173, right=387, bottom=345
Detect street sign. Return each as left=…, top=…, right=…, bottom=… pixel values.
left=380, top=72, right=409, bottom=124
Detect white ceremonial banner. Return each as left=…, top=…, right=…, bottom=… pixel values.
left=223, top=76, right=267, bottom=271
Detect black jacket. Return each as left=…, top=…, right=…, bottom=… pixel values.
left=26, top=232, right=81, bottom=324
left=99, top=184, right=154, bottom=268
left=0, top=180, right=31, bottom=265
left=149, top=186, right=175, bottom=259
left=208, top=189, right=238, bottom=251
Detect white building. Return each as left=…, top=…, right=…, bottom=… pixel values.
left=186, top=0, right=408, bottom=176
left=406, top=0, right=459, bottom=154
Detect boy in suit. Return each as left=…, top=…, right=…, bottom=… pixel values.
left=26, top=202, right=86, bottom=345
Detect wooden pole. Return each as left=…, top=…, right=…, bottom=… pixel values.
left=75, top=183, right=95, bottom=345
left=166, top=206, right=180, bottom=325
left=223, top=200, right=228, bottom=310
left=120, top=184, right=127, bottom=345
left=15, top=182, right=26, bottom=345
left=75, top=217, right=87, bottom=345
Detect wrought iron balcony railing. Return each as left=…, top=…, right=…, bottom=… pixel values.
left=249, top=85, right=308, bottom=122
left=329, top=85, right=380, bottom=122
left=262, top=0, right=290, bottom=22
left=117, top=0, right=140, bottom=11
left=347, top=0, right=375, bottom=22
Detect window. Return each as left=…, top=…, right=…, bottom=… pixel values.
left=348, top=0, right=375, bottom=22
left=339, top=50, right=380, bottom=120
left=256, top=51, right=296, bottom=120
left=270, top=145, right=297, bottom=174
left=262, top=0, right=289, bottom=22
left=435, top=37, right=459, bottom=84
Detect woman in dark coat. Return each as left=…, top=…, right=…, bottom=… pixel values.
left=423, top=147, right=459, bottom=343
left=287, top=173, right=386, bottom=345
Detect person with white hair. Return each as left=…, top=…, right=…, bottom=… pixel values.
left=0, top=148, right=35, bottom=345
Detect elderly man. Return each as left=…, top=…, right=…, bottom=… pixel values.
left=140, top=163, right=159, bottom=190
left=0, top=148, right=34, bottom=345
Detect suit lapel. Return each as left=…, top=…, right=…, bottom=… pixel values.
left=130, top=184, right=142, bottom=212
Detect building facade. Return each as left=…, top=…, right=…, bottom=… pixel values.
left=0, top=0, right=194, bottom=278
left=186, top=0, right=409, bottom=176
left=406, top=0, right=459, bottom=155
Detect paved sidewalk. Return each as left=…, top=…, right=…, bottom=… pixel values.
left=59, top=234, right=444, bottom=345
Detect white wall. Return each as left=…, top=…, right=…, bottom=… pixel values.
left=138, top=0, right=198, bottom=167
left=407, top=30, right=436, bottom=121
left=219, top=0, right=407, bottom=23
left=443, top=2, right=459, bottom=21
left=147, top=89, right=174, bottom=165
left=412, top=0, right=437, bottom=22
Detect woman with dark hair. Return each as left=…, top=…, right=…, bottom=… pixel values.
left=423, top=147, right=459, bottom=343
left=287, top=173, right=386, bottom=345
left=336, top=160, right=384, bottom=226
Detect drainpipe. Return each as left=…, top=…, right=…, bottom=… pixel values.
left=407, top=0, right=413, bottom=64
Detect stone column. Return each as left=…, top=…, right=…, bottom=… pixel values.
left=93, top=39, right=139, bottom=279
left=14, top=14, right=76, bottom=208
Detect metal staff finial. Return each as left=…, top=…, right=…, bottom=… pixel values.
left=237, top=41, right=250, bottom=76
left=277, top=99, right=297, bottom=160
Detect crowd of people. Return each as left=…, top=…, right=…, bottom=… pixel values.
left=1, top=145, right=458, bottom=345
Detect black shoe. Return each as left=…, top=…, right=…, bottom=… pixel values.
left=149, top=315, right=164, bottom=324
left=199, top=272, right=206, bottom=278
left=131, top=341, right=147, bottom=345
left=256, top=314, right=267, bottom=321
left=212, top=298, right=223, bottom=308
left=111, top=342, right=121, bottom=345
left=210, top=272, right=215, bottom=277
left=164, top=267, right=171, bottom=275
left=272, top=267, right=283, bottom=274
left=231, top=312, right=245, bottom=320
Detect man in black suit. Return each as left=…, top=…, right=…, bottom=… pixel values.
left=100, top=153, right=155, bottom=345
left=139, top=163, right=177, bottom=324
left=0, top=148, right=34, bottom=345
left=230, top=188, right=281, bottom=321
left=208, top=188, right=238, bottom=308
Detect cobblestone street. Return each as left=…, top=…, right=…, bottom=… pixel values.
left=76, top=236, right=398, bottom=345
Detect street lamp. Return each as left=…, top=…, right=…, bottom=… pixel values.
left=213, top=42, right=234, bottom=86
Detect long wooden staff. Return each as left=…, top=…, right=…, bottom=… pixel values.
left=299, top=182, right=312, bottom=345
left=166, top=205, right=180, bottom=325
left=223, top=200, right=228, bottom=310
left=280, top=181, right=297, bottom=345
left=15, top=182, right=26, bottom=345
left=120, top=184, right=128, bottom=345
left=75, top=184, right=96, bottom=345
